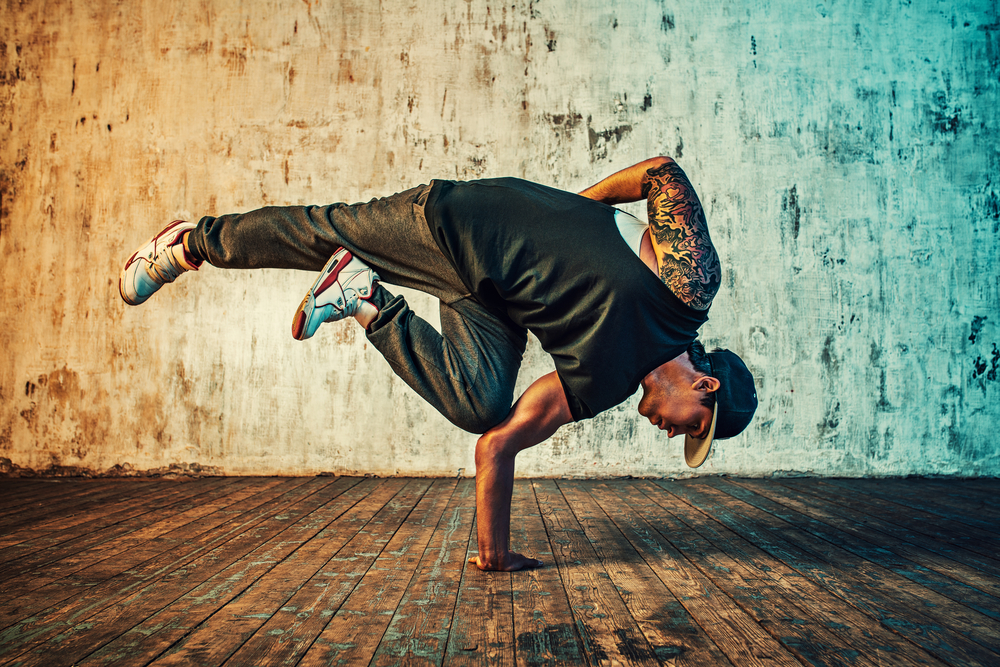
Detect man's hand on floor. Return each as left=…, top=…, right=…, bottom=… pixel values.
left=467, top=553, right=544, bottom=571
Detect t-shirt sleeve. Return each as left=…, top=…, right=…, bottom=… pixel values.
left=557, top=372, right=594, bottom=421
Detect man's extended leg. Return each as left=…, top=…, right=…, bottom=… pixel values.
left=120, top=185, right=459, bottom=307
left=184, top=184, right=463, bottom=303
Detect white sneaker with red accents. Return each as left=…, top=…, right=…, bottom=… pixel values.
left=119, top=220, right=202, bottom=306
left=292, top=248, right=379, bottom=341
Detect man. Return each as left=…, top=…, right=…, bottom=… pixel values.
left=120, top=156, right=757, bottom=572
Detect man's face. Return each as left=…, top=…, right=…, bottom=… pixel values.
left=637, top=365, right=716, bottom=439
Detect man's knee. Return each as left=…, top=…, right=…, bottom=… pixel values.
left=450, top=399, right=511, bottom=435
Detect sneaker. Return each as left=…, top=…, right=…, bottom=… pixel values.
left=119, top=220, right=202, bottom=306
left=292, top=248, right=379, bottom=340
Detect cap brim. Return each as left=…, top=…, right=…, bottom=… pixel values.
left=684, top=403, right=718, bottom=468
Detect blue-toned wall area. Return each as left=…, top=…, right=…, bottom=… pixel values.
left=1, top=0, right=997, bottom=477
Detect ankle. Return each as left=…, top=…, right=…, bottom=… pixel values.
left=173, top=232, right=202, bottom=271
left=353, top=300, right=380, bottom=330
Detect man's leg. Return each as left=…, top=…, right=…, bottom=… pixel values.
left=364, top=286, right=528, bottom=434
left=184, top=185, right=464, bottom=303
left=121, top=185, right=453, bottom=307
left=121, top=183, right=524, bottom=433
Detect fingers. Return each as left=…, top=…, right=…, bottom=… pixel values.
left=466, top=554, right=544, bottom=571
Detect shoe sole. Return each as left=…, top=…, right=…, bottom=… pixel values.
left=119, top=220, right=192, bottom=306
left=292, top=249, right=354, bottom=340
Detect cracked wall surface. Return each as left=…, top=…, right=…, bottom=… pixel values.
left=1, top=0, right=998, bottom=477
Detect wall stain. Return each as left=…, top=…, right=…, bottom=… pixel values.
left=969, top=315, right=987, bottom=344
left=926, top=90, right=963, bottom=136
left=939, top=385, right=963, bottom=455
left=0, top=458, right=223, bottom=478
left=223, top=47, right=248, bottom=76
left=780, top=185, right=801, bottom=242
left=545, top=110, right=583, bottom=142
left=586, top=117, right=633, bottom=161
left=971, top=344, right=999, bottom=382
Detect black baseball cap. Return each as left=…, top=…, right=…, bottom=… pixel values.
left=684, top=348, right=758, bottom=468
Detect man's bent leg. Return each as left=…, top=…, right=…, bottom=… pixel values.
left=365, top=286, right=527, bottom=434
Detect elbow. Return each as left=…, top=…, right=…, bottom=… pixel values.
left=475, top=431, right=513, bottom=470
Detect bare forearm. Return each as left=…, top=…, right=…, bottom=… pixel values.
left=578, top=156, right=672, bottom=204
left=471, top=372, right=571, bottom=571
left=474, top=446, right=516, bottom=566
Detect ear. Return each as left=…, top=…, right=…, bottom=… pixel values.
left=692, top=375, right=720, bottom=393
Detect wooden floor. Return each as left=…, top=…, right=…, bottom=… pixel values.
left=0, top=477, right=998, bottom=666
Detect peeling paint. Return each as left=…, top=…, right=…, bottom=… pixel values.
left=0, top=0, right=997, bottom=478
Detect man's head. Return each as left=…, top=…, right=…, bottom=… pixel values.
left=638, top=340, right=718, bottom=439
left=638, top=340, right=758, bottom=467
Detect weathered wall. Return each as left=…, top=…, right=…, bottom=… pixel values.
left=1, top=0, right=997, bottom=478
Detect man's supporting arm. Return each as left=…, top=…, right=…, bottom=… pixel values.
left=471, top=371, right=572, bottom=571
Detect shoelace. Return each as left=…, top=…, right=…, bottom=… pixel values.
left=145, top=243, right=184, bottom=284
left=322, top=270, right=377, bottom=321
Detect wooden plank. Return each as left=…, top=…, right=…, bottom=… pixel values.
left=507, top=479, right=587, bottom=667
left=774, top=478, right=1000, bottom=580
left=0, top=478, right=215, bottom=560
left=0, top=480, right=89, bottom=512
left=893, top=477, right=1000, bottom=508
left=210, top=478, right=421, bottom=667
left=820, top=478, right=1000, bottom=537
left=0, top=478, right=298, bottom=639
left=67, top=476, right=380, bottom=667
left=768, top=478, right=1000, bottom=598
left=587, top=481, right=802, bottom=667
left=733, top=481, right=1000, bottom=620
left=0, top=476, right=336, bottom=666
left=443, top=513, right=514, bottom=667
left=0, top=479, right=180, bottom=548
left=0, top=477, right=262, bottom=607
left=2, top=477, right=998, bottom=667
left=529, top=479, right=669, bottom=666
left=0, top=477, right=241, bottom=583
left=0, top=479, right=152, bottom=526
left=557, top=481, right=737, bottom=667
left=655, top=479, right=1000, bottom=666
left=0, top=479, right=187, bottom=536
left=294, top=479, right=457, bottom=666
left=833, top=478, right=1000, bottom=518
left=369, top=477, right=476, bottom=666
left=627, top=480, right=947, bottom=667
left=700, top=479, right=1000, bottom=635
left=131, top=477, right=424, bottom=667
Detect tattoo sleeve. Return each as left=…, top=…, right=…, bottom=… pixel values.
left=640, top=160, right=721, bottom=310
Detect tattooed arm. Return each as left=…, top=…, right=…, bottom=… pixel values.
left=580, top=157, right=721, bottom=310
left=643, top=159, right=721, bottom=310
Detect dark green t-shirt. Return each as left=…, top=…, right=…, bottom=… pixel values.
left=424, top=177, right=709, bottom=420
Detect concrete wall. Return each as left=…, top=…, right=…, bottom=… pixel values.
left=1, top=0, right=997, bottom=478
